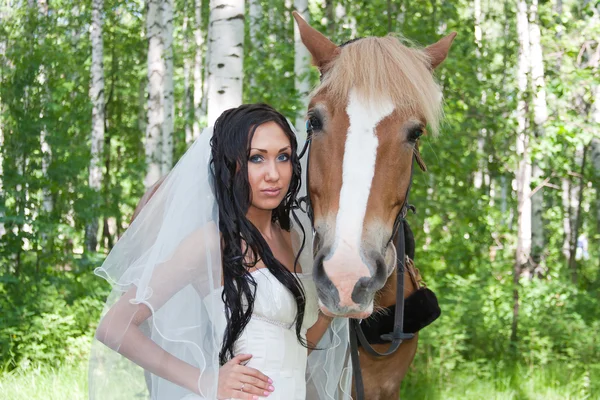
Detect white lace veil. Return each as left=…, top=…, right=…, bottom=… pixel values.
left=88, top=125, right=351, bottom=399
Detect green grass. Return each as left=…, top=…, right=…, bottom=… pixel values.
left=0, top=360, right=88, bottom=400
left=1, top=358, right=599, bottom=399
left=401, top=361, right=600, bottom=400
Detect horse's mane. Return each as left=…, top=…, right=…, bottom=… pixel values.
left=318, top=35, right=443, bottom=135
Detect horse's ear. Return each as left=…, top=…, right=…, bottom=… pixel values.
left=292, top=11, right=339, bottom=70
left=424, top=32, right=457, bottom=69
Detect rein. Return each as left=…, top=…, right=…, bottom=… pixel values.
left=297, top=121, right=419, bottom=400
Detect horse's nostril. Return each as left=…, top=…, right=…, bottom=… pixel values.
left=351, top=276, right=371, bottom=305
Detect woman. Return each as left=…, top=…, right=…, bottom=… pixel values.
left=89, top=104, right=350, bottom=400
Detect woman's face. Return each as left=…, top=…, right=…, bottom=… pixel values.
left=247, top=121, right=293, bottom=212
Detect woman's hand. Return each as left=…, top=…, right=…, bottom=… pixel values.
left=217, top=354, right=274, bottom=399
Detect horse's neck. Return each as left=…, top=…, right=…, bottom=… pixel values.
left=375, top=257, right=419, bottom=309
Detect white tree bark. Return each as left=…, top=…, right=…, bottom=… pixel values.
left=36, top=1, right=52, bottom=216
left=512, top=0, right=531, bottom=343
left=515, top=0, right=532, bottom=270
left=206, top=0, right=244, bottom=126
left=162, top=0, right=174, bottom=174
left=145, top=0, right=165, bottom=189
left=86, top=0, right=105, bottom=251
left=473, top=0, right=487, bottom=191
left=248, top=0, right=261, bottom=90
left=0, top=5, right=7, bottom=237
left=294, top=0, right=311, bottom=131
left=249, top=0, right=262, bottom=45
left=183, top=3, right=193, bottom=145
left=591, top=85, right=600, bottom=253
left=561, top=178, right=571, bottom=259
left=193, top=0, right=205, bottom=140
left=529, top=0, right=548, bottom=266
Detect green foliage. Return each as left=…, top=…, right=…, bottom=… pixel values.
left=0, top=258, right=109, bottom=369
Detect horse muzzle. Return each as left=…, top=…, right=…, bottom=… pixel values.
left=313, top=245, right=390, bottom=317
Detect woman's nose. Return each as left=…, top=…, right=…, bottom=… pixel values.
left=265, top=161, right=280, bottom=181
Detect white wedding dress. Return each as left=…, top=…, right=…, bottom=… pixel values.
left=205, top=269, right=320, bottom=400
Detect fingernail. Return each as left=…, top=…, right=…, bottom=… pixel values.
left=268, top=378, right=273, bottom=384
left=264, top=391, right=270, bottom=396
left=253, top=397, right=259, bottom=400
left=268, top=385, right=275, bottom=391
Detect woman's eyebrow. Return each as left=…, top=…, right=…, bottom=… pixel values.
left=250, top=146, right=291, bottom=153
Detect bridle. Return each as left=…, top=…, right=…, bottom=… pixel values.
left=297, top=119, right=422, bottom=400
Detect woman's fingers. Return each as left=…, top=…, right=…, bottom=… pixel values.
left=239, top=365, right=272, bottom=385
left=222, top=354, right=275, bottom=398
left=230, top=353, right=253, bottom=364
left=238, top=374, right=275, bottom=396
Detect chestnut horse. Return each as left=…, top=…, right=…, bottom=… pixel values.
left=131, top=17, right=455, bottom=399
left=291, top=12, right=454, bottom=399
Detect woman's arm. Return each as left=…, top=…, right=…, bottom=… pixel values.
left=95, top=226, right=273, bottom=399
left=95, top=287, right=202, bottom=393
left=306, top=311, right=334, bottom=353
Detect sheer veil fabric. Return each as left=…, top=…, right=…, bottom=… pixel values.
left=88, top=127, right=351, bottom=399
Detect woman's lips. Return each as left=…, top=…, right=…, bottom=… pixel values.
left=261, top=188, right=281, bottom=197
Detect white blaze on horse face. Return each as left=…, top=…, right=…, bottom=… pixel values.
left=323, top=89, right=395, bottom=309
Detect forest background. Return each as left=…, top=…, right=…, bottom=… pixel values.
left=0, top=0, right=599, bottom=399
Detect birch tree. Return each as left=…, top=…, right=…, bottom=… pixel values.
left=529, top=0, right=548, bottom=269
left=206, top=0, right=244, bottom=126
left=145, top=0, right=165, bottom=189
left=192, top=0, right=204, bottom=140
left=182, top=0, right=193, bottom=145
left=592, top=85, right=600, bottom=246
left=162, top=0, right=174, bottom=173
left=0, top=4, right=7, bottom=238
left=86, top=0, right=105, bottom=251
left=473, top=0, right=487, bottom=191
left=294, top=0, right=310, bottom=131
left=512, top=0, right=531, bottom=343
left=592, top=137, right=600, bottom=248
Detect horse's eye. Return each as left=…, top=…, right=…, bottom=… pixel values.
left=408, top=127, right=424, bottom=142
left=307, top=114, right=323, bottom=132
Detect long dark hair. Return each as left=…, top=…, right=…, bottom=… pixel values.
left=210, top=103, right=306, bottom=365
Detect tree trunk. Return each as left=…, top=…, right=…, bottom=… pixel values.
left=35, top=1, right=52, bottom=217
left=182, top=0, right=193, bottom=145
left=473, top=0, right=488, bottom=192
left=86, top=0, right=105, bottom=252
left=562, top=178, right=571, bottom=259
left=193, top=0, right=205, bottom=139
left=568, top=145, right=589, bottom=283
left=294, top=0, right=310, bottom=132
left=592, top=84, right=600, bottom=256
left=591, top=138, right=600, bottom=256
left=0, top=3, right=5, bottom=238
left=512, top=0, right=531, bottom=344
left=249, top=0, right=261, bottom=45
left=206, top=0, right=244, bottom=126
left=162, top=0, right=174, bottom=174
left=529, top=0, right=548, bottom=268
left=248, top=0, right=261, bottom=91
left=145, top=0, right=165, bottom=189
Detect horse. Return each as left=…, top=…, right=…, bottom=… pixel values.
left=291, top=12, right=455, bottom=399
left=130, top=16, right=455, bottom=399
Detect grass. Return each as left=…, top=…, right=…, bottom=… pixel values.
left=0, top=360, right=88, bottom=400
left=1, top=358, right=599, bottom=399
left=401, top=360, right=600, bottom=400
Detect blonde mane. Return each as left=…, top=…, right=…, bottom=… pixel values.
left=317, top=35, right=443, bottom=135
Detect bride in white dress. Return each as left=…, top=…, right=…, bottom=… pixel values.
left=89, top=104, right=351, bottom=400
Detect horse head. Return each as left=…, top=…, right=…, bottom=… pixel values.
left=293, top=12, right=454, bottom=318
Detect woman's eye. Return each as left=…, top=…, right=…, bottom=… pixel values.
left=277, top=153, right=291, bottom=162
left=249, top=155, right=263, bottom=163
left=408, top=128, right=424, bottom=142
